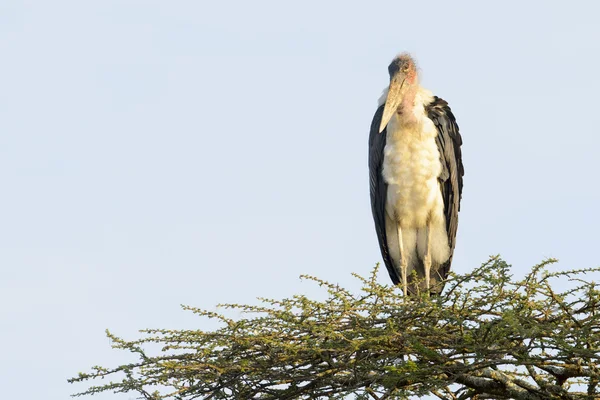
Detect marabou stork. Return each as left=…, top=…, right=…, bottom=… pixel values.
left=369, top=53, right=464, bottom=296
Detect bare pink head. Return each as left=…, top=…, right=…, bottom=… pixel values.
left=379, top=53, right=420, bottom=132
left=388, top=53, right=418, bottom=85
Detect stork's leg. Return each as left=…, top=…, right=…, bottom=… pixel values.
left=396, top=225, right=408, bottom=296
left=423, top=221, right=432, bottom=293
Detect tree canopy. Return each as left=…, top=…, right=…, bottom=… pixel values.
left=70, top=257, right=600, bottom=399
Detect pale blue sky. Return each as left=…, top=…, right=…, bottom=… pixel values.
left=2, top=1, right=599, bottom=399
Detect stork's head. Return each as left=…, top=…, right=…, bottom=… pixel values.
left=379, top=53, right=419, bottom=132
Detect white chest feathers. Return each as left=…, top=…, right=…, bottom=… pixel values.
left=382, top=111, right=445, bottom=229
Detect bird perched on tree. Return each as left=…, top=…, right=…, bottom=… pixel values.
left=369, top=53, right=464, bottom=296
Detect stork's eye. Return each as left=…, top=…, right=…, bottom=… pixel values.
left=402, top=65, right=410, bottom=72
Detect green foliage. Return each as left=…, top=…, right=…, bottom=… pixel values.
left=69, top=257, right=600, bottom=399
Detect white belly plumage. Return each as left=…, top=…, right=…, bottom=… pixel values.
left=383, top=115, right=444, bottom=228
left=381, top=112, right=450, bottom=267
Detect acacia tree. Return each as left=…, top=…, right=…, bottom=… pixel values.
left=70, top=257, right=600, bottom=399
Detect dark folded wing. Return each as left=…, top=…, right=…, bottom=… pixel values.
left=427, top=96, right=464, bottom=280
left=368, top=104, right=400, bottom=284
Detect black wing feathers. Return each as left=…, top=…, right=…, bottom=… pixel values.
left=368, top=105, right=400, bottom=285
left=426, top=96, right=464, bottom=280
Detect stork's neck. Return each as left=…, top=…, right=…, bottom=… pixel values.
left=397, top=87, right=418, bottom=120
left=396, top=84, right=427, bottom=125
left=378, top=84, right=434, bottom=126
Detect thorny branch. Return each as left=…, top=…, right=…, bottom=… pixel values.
left=69, top=257, right=600, bottom=400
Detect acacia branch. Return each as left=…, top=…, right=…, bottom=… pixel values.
left=69, top=257, right=600, bottom=400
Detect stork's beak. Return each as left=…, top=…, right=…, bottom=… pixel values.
left=379, top=76, right=405, bottom=133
